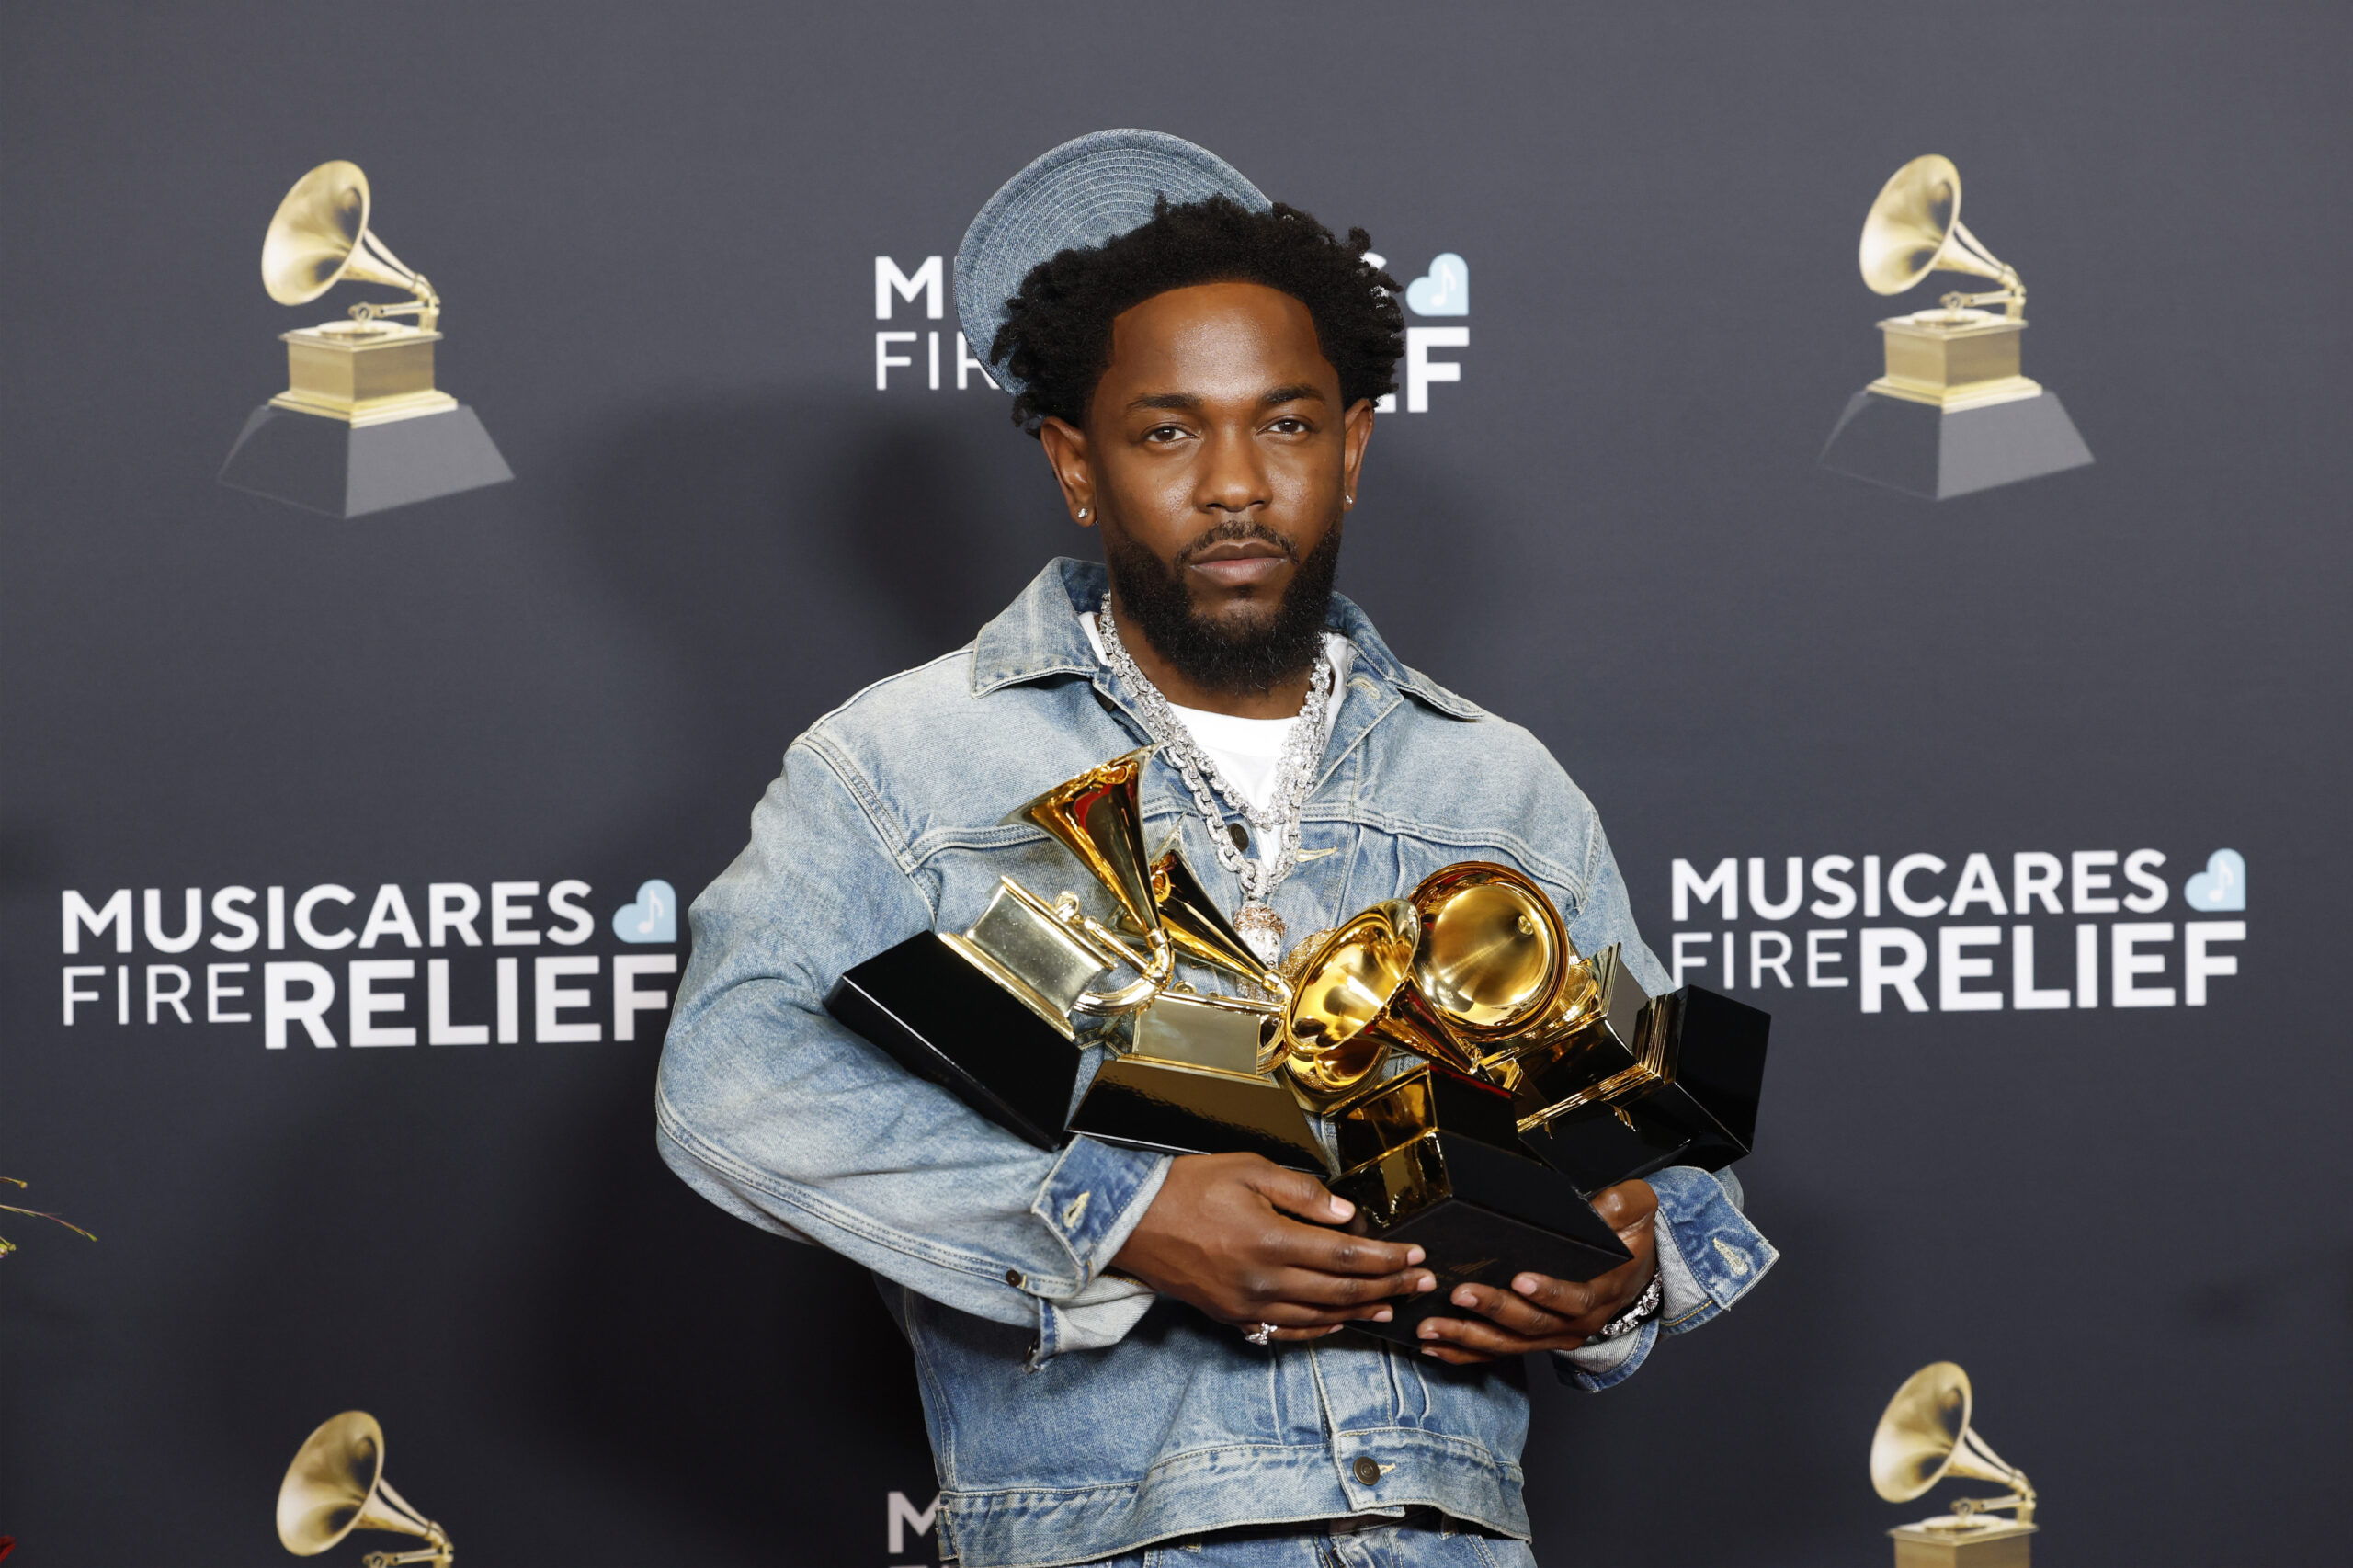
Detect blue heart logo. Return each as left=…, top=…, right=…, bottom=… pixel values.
left=1404, top=253, right=1469, bottom=316
left=2183, top=849, right=2245, bottom=912
left=613, top=879, right=678, bottom=943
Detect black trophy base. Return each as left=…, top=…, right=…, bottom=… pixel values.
left=1069, top=1057, right=1332, bottom=1174
left=1519, top=1096, right=1706, bottom=1196
left=825, top=932, right=1079, bottom=1150
left=219, top=403, right=513, bottom=517
left=1335, top=1126, right=1632, bottom=1348
left=1517, top=984, right=1769, bottom=1194
left=1819, top=388, right=2092, bottom=500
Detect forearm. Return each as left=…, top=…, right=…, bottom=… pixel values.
left=656, top=976, right=1172, bottom=1347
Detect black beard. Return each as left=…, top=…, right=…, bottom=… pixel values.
left=1102, top=516, right=1342, bottom=697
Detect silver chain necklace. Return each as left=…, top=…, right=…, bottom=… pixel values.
left=1097, top=600, right=1334, bottom=966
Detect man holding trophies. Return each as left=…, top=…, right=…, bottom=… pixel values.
left=658, top=131, right=1776, bottom=1567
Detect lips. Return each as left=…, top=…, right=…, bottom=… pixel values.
left=1184, top=533, right=1292, bottom=588
left=1185, top=542, right=1286, bottom=590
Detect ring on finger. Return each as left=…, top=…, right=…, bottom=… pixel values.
left=1243, top=1322, right=1274, bottom=1346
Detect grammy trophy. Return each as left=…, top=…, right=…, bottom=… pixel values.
left=1872, top=1362, right=2040, bottom=1568
left=826, top=751, right=1328, bottom=1171
left=220, top=160, right=511, bottom=517
left=1820, top=154, right=2093, bottom=500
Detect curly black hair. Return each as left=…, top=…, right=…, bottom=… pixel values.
left=991, top=194, right=1404, bottom=434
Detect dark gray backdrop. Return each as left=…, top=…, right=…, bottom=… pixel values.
left=4, top=4, right=2346, bottom=1564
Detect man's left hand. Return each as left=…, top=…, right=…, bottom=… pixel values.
left=1415, top=1179, right=1659, bottom=1365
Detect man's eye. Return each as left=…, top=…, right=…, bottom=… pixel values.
left=1145, top=425, right=1188, bottom=442
left=1268, top=417, right=1308, bottom=434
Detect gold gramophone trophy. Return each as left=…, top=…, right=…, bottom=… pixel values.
left=826, top=750, right=1330, bottom=1170
left=1267, top=862, right=1763, bottom=1193
left=277, top=1411, right=453, bottom=1567
left=1264, top=863, right=1766, bottom=1342
left=219, top=160, right=511, bottom=517
left=1872, top=1362, right=2039, bottom=1567
left=1820, top=154, right=2092, bottom=500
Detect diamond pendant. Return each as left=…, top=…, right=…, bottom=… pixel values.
left=1234, top=901, right=1286, bottom=967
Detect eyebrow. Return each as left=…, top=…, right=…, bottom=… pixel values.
left=1124, top=384, right=1328, bottom=413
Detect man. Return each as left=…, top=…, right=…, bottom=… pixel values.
left=657, top=131, right=1775, bottom=1568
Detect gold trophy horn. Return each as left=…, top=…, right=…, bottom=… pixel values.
left=1278, top=864, right=1605, bottom=1108
left=277, top=1411, right=453, bottom=1568
left=1872, top=1363, right=2038, bottom=1565
left=997, top=748, right=1174, bottom=1013
left=264, top=161, right=440, bottom=329
left=1860, top=154, right=2024, bottom=321
left=1278, top=901, right=1475, bottom=1108
left=1410, top=863, right=1600, bottom=1066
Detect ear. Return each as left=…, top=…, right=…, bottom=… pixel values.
left=1340, top=398, right=1376, bottom=510
left=1037, top=415, right=1098, bottom=528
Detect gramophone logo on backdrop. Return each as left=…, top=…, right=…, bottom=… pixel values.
left=1818, top=155, right=2094, bottom=501
left=218, top=160, right=512, bottom=519
left=871, top=248, right=1472, bottom=412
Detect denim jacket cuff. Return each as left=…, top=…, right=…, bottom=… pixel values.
left=1552, top=1317, right=1658, bottom=1390
left=1649, top=1165, right=1776, bottom=1333
left=1028, top=1134, right=1171, bottom=1290
left=1022, top=1135, right=1171, bottom=1367
left=1551, top=1165, right=1774, bottom=1391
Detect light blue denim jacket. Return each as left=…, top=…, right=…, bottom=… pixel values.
left=657, top=559, right=1777, bottom=1568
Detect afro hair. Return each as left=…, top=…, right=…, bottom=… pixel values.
left=990, top=194, right=1405, bottom=434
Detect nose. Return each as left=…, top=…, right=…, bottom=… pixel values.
left=1197, top=424, right=1271, bottom=517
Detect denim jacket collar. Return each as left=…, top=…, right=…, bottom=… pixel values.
left=969, top=556, right=1483, bottom=723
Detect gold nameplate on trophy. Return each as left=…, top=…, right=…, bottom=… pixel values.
left=260, top=161, right=458, bottom=426
left=1872, top=1362, right=2040, bottom=1568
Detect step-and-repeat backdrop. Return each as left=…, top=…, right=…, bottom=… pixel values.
left=4, top=5, right=2343, bottom=1565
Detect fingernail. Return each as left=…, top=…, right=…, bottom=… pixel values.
left=1318, top=1325, right=1343, bottom=1336
left=1328, top=1197, right=1354, bottom=1221
left=1373, top=1308, right=1393, bottom=1322
left=1416, top=1272, right=1437, bottom=1292
left=1451, top=1286, right=1478, bottom=1308
left=1404, top=1245, right=1426, bottom=1265
left=1417, top=1321, right=1439, bottom=1339
left=1512, top=1275, right=1540, bottom=1295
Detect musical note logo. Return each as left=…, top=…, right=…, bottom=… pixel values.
left=2183, top=850, right=2245, bottom=913
left=612, top=879, right=679, bottom=943
left=1404, top=253, right=1469, bottom=317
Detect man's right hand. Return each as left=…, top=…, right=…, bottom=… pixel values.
left=1110, top=1153, right=1437, bottom=1342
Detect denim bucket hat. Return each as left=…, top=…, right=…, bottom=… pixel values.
left=955, top=129, right=1270, bottom=403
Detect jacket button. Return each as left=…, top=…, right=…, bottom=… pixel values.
left=1352, top=1457, right=1381, bottom=1485
left=1006, top=1268, right=1025, bottom=1287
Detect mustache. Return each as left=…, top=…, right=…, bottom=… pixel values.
left=1176, top=517, right=1298, bottom=566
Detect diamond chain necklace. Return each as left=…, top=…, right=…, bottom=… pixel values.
left=1097, top=600, right=1334, bottom=965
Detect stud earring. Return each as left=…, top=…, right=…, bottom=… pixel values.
left=1077, top=506, right=1088, bottom=518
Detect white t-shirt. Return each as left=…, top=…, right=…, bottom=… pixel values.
left=1080, top=610, right=1352, bottom=872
